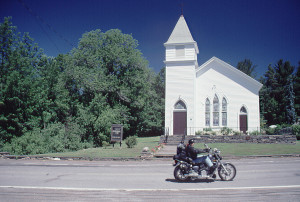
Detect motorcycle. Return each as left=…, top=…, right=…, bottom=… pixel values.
left=173, top=143, right=236, bottom=181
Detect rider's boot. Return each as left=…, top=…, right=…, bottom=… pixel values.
left=208, top=165, right=217, bottom=175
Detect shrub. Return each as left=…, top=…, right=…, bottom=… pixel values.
left=249, top=130, right=260, bottom=135
left=102, top=141, right=110, bottom=149
left=292, top=125, right=300, bottom=140
left=125, top=136, right=137, bottom=148
left=195, top=130, right=202, bottom=135
left=233, top=131, right=242, bottom=136
left=221, top=127, right=233, bottom=135
left=203, top=127, right=212, bottom=132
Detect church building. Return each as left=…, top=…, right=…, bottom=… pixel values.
left=164, top=15, right=263, bottom=136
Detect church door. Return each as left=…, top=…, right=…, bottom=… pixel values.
left=239, top=106, right=248, bottom=133
left=173, top=111, right=187, bottom=135
left=173, top=100, right=187, bottom=135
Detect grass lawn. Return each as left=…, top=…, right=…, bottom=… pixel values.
left=195, top=141, right=300, bottom=156
left=37, top=137, right=300, bottom=159
left=38, top=136, right=161, bottom=158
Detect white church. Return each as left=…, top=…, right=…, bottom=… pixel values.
left=164, top=15, right=263, bottom=136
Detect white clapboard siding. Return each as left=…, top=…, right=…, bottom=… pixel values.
left=164, top=16, right=262, bottom=136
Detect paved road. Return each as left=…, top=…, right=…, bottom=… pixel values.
left=0, top=157, right=300, bottom=201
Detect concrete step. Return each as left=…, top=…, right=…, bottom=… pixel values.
left=159, top=135, right=185, bottom=145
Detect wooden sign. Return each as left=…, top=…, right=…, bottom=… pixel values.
left=111, top=124, right=123, bottom=143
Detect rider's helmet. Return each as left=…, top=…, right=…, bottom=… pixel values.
left=188, top=139, right=195, bottom=145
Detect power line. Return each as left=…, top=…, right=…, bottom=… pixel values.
left=17, top=0, right=75, bottom=52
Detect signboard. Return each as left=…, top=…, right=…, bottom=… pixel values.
left=111, top=124, right=123, bottom=144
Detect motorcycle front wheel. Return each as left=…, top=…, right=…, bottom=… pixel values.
left=174, top=166, right=190, bottom=182
left=218, top=163, right=236, bottom=181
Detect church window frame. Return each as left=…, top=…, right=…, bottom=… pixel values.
left=205, top=98, right=210, bottom=126
left=174, top=100, right=187, bottom=110
left=213, top=95, right=219, bottom=126
left=222, top=97, right=227, bottom=126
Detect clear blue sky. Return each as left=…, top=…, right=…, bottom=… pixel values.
left=1, top=0, right=300, bottom=77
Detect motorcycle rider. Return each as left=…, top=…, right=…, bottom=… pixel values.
left=186, top=139, right=217, bottom=175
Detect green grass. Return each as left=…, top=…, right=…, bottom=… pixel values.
left=195, top=141, right=300, bottom=156
left=37, top=137, right=300, bottom=159
left=38, top=136, right=160, bottom=158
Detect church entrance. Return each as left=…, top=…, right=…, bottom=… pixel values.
left=173, top=100, right=187, bottom=135
left=239, top=106, right=248, bottom=133
left=173, top=111, right=187, bottom=135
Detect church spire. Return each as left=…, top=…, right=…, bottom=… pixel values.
left=165, top=15, right=199, bottom=53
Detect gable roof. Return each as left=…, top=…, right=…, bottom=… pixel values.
left=164, top=15, right=199, bottom=53
left=196, top=57, right=263, bottom=93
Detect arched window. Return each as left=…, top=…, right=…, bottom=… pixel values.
left=174, top=100, right=186, bottom=110
left=222, top=98, right=227, bottom=126
left=213, top=95, right=219, bottom=126
left=205, top=98, right=210, bottom=126
left=240, top=106, right=247, bottom=114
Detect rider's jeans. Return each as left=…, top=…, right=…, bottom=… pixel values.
left=193, top=156, right=213, bottom=167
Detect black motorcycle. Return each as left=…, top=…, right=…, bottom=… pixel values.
left=173, top=144, right=236, bottom=181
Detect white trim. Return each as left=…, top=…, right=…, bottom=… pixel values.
left=196, top=56, right=263, bottom=91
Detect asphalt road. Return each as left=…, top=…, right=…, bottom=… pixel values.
left=0, top=157, right=300, bottom=201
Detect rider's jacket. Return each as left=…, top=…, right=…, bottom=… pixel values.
left=186, top=144, right=206, bottom=160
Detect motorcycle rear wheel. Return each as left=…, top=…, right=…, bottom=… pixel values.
left=174, top=166, right=190, bottom=182
left=218, top=163, right=236, bottom=181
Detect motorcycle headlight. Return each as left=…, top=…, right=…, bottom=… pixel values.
left=214, top=148, right=220, bottom=154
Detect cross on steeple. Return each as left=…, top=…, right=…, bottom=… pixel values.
left=180, top=2, right=184, bottom=16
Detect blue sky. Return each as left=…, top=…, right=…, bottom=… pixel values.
left=1, top=0, right=300, bottom=77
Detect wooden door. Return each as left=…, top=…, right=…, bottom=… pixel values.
left=240, top=114, right=248, bottom=133
left=173, top=111, right=187, bottom=135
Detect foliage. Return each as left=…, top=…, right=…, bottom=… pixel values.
left=195, top=130, right=202, bottom=135
left=0, top=17, right=164, bottom=155
left=221, top=127, right=233, bottom=135
left=292, top=125, right=300, bottom=140
left=236, top=59, right=257, bottom=79
left=260, top=60, right=296, bottom=125
left=203, top=127, right=212, bottom=132
left=294, top=63, right=300, bottom=117
left=125, top=136, right=137, bottom=148
left=285, top=76, right=296, bottom=124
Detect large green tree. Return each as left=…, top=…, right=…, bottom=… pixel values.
left=294, top=62, right=300, bottom=118
left=0, top=17, right=45, bottom=143
left=0, top=17, right=164, bottom=153
left=68, top=29, right=164, bottom=145
left=236, top=59, right=257, bottom=79
left=260, top=60, right=296, bottom=125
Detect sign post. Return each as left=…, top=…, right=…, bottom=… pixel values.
left=111, top=124, right=123, bottom=147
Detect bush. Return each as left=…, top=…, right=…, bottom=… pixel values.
left=221, top=127, right=233, bottom=135
left=195, top=130, right=202, bottom=135
left=249, top=130, right=260, bottom=135
left=292, top=125, right=300, bottom=140
left=125, top=136, right=137, bottom=148
left=102, top=141, right=110, bottom=148
left=3, top=130, right=47, bottom=155
left=2, top=122, right=92, bottom=155
left=233, top=131, right=242, bottom=136
left=203, top=127, right=212, bottom=132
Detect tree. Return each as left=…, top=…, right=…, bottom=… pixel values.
left=0, top=17, right=45, bottom=143
left=260, top=60, right=296, bottom=125
left=285, top=76, right=296, bottom=124
left=236, top=59, right=257, bottom=79
left=0, top=18, right=164, bottom=154
left=294, top=62, right=300, bottom=118
left=68, top=29, right=164, bottom=145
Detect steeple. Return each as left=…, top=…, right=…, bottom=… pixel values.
left=165, top=15, right=199, bottom=53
